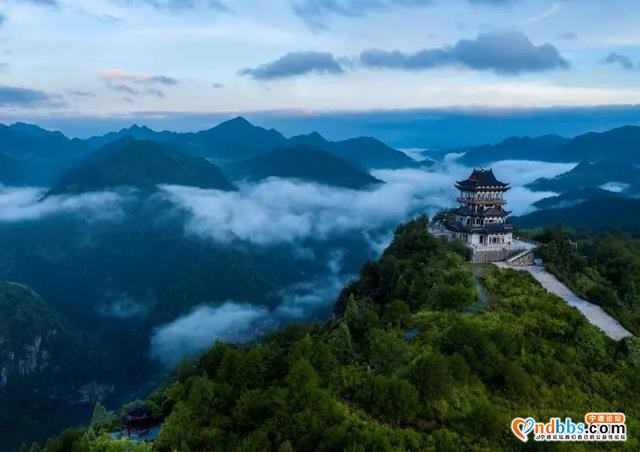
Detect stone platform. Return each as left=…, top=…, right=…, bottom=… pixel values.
left=468, top=239, right=537, bottom=264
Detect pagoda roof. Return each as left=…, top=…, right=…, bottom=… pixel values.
left=456, top=169, right=509, bottom=190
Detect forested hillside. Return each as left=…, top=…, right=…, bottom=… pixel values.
left=530, top=227, right=640, bottom=336
left=0, top=283, right=119, bottom=451
left=227, top=146, right=382, bottom=189
left=37, top=218, right=640, bottom=451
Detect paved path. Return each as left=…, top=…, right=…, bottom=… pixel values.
left=495, top=263, right=633, bottom=341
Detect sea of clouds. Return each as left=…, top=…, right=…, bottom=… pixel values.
left=0, top=159, right=576, bottom=367
left=149, top=158, right=574, bottom=366
left=0, top=186, right=125, bottom=222
left=158, top=158, right=573, bottom=248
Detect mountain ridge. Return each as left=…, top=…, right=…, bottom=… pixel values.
left=227, top=145, right=383, bottom=189
left=48, top=139, right=236, bottom=195
left=527, top=160, right=640, bottom=193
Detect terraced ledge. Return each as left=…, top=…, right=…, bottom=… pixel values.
left=495, top=263, right=633, bottom=341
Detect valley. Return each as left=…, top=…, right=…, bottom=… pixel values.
left=1, top=117, right=640, bottom=450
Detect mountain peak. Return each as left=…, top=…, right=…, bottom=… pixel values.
left=306, top=131, right=326, bottom=140
left=288, top=131, right=330, bottom=147
left=217, top=116, right=253, bottom=129
left=10, top=122, right=59, bottom=136
left=49, top=139, right=236, bottom=194
left=230, top=144, right=383, bottom=189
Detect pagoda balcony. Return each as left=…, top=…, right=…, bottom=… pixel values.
left=457, top=197, right=507, bottom=205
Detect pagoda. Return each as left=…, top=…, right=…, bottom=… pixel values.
left=445, top=168, right=514, bottom=247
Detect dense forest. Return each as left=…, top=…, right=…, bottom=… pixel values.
left=33, top=217, right=640, bottom=451
left=529, top=227, right=640, bottom=336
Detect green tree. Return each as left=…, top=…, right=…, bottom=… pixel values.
left=409, top=352, right=453, bottom=402
left=356, top=375, right=419, bottom=423
left=90, top=402, right=118, bottom=433
left=381, top=299, right=410, bottom=328
left=367, top=328, right=411, bottom=373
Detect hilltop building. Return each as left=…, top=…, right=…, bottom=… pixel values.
left=447, top=169, right=513, bottom=246
left=435, top=168, right=535, bottom=264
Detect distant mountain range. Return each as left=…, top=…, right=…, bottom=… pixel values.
left=458, top=135, right=568, bottom=165
left=458, top=125, right=640, bottom=166
left=84, top=116, right=416, bottom=170
left=532, top=188, right=624, bottom=210
left=517, top=160, right=640, bottom=231
left=0, top=122, right=90, bottom=185
left=0, top=117, right=419, bottom=188
left=49, top=139, right=236, bottom=195
left=285, top=132, right=417, bottom=170
left=7, top=118, right=640, bottom=191
left=0, top=152, right=23, bottom=185
left=527, top=160, right=640, bottom=194
left=227, top=145, right=382, bottom=189
left=512, top=197, right=640, bottom=233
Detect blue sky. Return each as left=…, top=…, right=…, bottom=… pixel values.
left=1, top=0, right=640, bottom=137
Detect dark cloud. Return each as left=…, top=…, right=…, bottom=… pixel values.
left=147, top=75, right=178, bottom=85
left=146, top=88, right=165, bottom=98
left=102, top=69, right=177, bottom=97
left=241, top=51, right=344, bottom=80
left=110, top=83, right=139, bottom=95
left=603, top=53, right=634, bottom=71
left=67, top=89, right=97, bottom=98
left=0, top=85, right=60, bottom=107
left=359, top=30, right=570, bottom=74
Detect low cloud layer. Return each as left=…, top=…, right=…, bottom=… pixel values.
left=360, top=30, right=569, bottom=75
left=161, top=159, right=575, bottom=247
left=151, top=158, right=574, bottom=367
left=274, top=250, right=351, bottom=319
left=0, top=160, right=576, bottom=369
left=0, top=186, right=125, bottom=222
left=241, top=52, right=344, bottom=80
left=151, top=251, right=351, bottom=366
left=150, top=303, right=274, bottom=367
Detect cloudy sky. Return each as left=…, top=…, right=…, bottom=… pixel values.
left=1, top=0, right=640, bottom=135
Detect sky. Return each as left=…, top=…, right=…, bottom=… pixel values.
left=1, top=0, right=640, bottom=138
